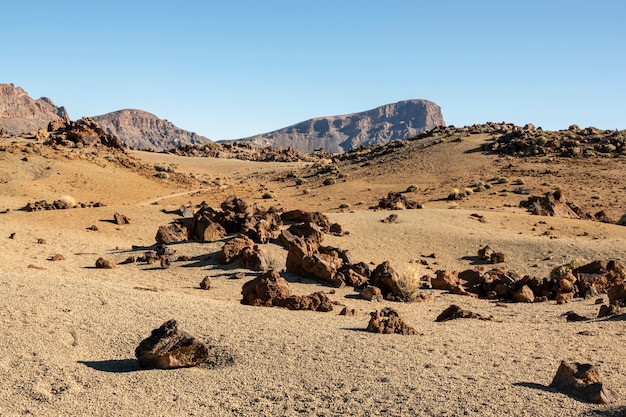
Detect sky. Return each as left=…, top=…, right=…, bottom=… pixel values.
left=2, top=1, right=625, bottom=140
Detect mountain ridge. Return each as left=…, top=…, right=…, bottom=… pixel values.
left=235, top=99, right=445, bottom=153
left=0, top=83, right=68, bottom=135
left=92, top=109, right=212, bottom=151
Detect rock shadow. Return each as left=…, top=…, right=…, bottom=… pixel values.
left=78, top=359, right=139, bottom=373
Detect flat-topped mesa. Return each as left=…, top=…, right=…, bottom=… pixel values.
left=0, top=83, right=68, bottom=135
left=237, top=99, right=445, bottom=153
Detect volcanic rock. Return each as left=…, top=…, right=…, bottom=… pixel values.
left=435, top=305, right=490, bottom=322
left=135, top=319, right=209, bottom=369
left=431, top=270, right=459, bottom=291
left=520, top=191, right=581, bottom=219
left=199, top=276, right=212, bottom=290
left=378, top=192, right=422, bottom=210
left=155, top=223, right=188, bottom=244
left=277, top=292, right=334, bottom=312
left=367, top=307, right=420, bottom=335
left=512, top=285, right=535, bottom=303
left=281, top=210, right=332, bottom=232
left=549, top=361, right=615, bottom=404
left=241, top=270, right=291, bottom=307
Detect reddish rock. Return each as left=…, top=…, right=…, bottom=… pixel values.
left=378, top=192, right=422, bottom=210
left=276, top=292, right=334, bottom=312
left=241, top=270, right=291, bottom=307
left=370, top=261, right=403, bottom=300
left=155, top=223, right=188, bottom=244
left=219, top=235, right=255, bottom=264
left=339, top=307, right=356, bottom=316
left=477, top=246, right=493, bottom=261
left=135, top=320, right=209, bottom=369
left=550, top=361, right=615, bottom=404
left=281, top=210, right=332, bottom=232
left=520, top=191, right=581, bottom=219
left=194, top=218, right=227, bottom=242
left=598, top=304, right=620, bottom=318
left=367, top=307, right=420, bottom=335
left=285, top=236, right=344, bottom=287
left=490, top=252, right=506, bottom=264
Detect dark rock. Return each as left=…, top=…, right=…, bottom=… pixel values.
left=549, top=361, right=615, bottom=404
left=199, top=276, right=211, bottom=290
left=367, top=307, right=420, bottom=335
left=597, top=304, right=620, bottom=318
left=380, top=214, right=399, bottom=223
left=276, top=292, right=334, bottom=312
left=281, top=210, right=332, bottom=232
left=477, top=245, right=493, bottom=261
left=339, top=307, right=356, bottom=316
left=490, top=252, right=506, bottom=264
left=435, top=304, right=490, bottom=322
left=135, top=320, right=209, bottom=369
left=561, top=311, right=589, bottom=322
left=378, top=192, right=422, bottom=210
left=370, top=261, right=403, bottom=300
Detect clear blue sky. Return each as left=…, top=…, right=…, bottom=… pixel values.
left=3, top=1, right=625, bottom=140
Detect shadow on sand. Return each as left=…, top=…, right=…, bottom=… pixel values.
left=78, top=359, right=140, bottom=373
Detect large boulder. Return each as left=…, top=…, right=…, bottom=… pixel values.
left=135, top=320, right=209, bottom=369
left=285, top=236, right=344, bottom=287
left=435, top=305, right=490, bottom=322
left=370, top=261, right=403, bottom=300
left=276, top=292, right=334, bottom=312
left=155, top=223, right=188, bottom=244
left=219, top=235, right=268, bottom=271
left=241, top=270, right=291, bottom=307
left=520, top=190, right=581, bottom=219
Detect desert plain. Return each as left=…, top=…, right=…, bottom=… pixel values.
left=1, top=125, right=626, bottom=417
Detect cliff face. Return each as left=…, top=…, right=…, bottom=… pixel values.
left=91, top=109, right=212, bottom=151
left=0, top=84, right=68, bottom=135
left=238, top=100, right=445, bottom=153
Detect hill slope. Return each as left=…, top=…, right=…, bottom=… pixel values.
left=0, top=84, right=68, bottom=135
left=92, top=109, right=212, bottom=151
left=237, top=99, right=445, bottom=153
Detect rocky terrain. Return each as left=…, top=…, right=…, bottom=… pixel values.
left=1, top=100, right=626, bottom=416
left=0, top=84, right=68, bottom=135
left=92, top=109, right=212, bottom=151
left=234, top=99, right=445, bottom=153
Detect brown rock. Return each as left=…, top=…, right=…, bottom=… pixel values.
left=95, top=257, right=115, bottom=269
left=361, top=285, right=383, bottom=301
left=195, top=218, right=226, bottom=242
left=155, top=223, right=188, bottom=244
left=490, top=252, right=506, bottom=264
left=113, top=212, right=130, bottom=225
left=370, top=261, right=403, bottom=299
left=367, top=307, right=420, bottom=335
left=199, top=276, right=212, bottom=290
left=339, top=307, right=356, bottom=316
left=219, top=235, right=256, bottom=264
left=241, top=245, right=269, bottom=272
left=378, top=192, right=422, bottom=210
left=240, top=270, right=291, bottom=307
left=512, top=285, right=534, bottom=303
left=276, top=292, right=334, bottom=312
left=431, top=270, right=458, bottom=290
left=135, top=320, right=209, bottom=369
left=49, top=254, right=65, bottom=261
left=477, top=246, right=493, bottom=261
left=281, top=210, right=332, bottom=232
left=549, top=361, right=615, bottom=404
left=285, top=236, right=344, bottom=287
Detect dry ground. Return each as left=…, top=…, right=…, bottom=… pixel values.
left=1, top=133, right=625, bottom=416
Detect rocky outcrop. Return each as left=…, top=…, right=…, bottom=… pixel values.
left=92, top=109, right=212, bottom=151
left=135, top=320, right=209, bottom=369
left=236, top=100, right=445, bottom=153
left=0, top=84, right=68, bottom=135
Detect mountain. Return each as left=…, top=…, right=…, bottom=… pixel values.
left=91, top=109, right=212, bottom=151
left=237, top=99, right=445, bottom=153
left=0, top=83, right=69, bottom=135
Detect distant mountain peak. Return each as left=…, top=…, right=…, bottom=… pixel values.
left=0, top=83, right=68, bottom=135
left=92, top=109, right=212, bottom=151
left=238, top=99, right=445, bottom=153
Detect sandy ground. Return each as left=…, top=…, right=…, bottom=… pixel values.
left=1, top=139, right=626, bottom=416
